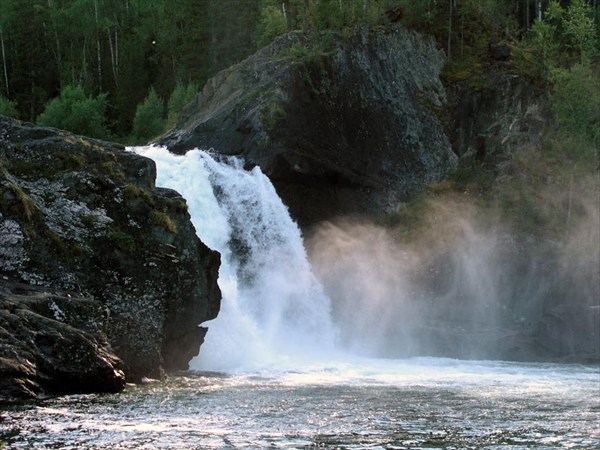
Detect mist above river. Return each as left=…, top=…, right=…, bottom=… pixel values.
left=307, top=193, right=600, bottom=361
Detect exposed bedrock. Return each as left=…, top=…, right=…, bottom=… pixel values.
left=0, top=116, right=221, bottom=401
left=160, top=27, right=457, bottom=227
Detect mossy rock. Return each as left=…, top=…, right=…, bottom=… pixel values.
left=149, top=211, right=177, bottom=234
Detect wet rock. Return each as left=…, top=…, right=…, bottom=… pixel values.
left=0, top=116, right=221, bottom=391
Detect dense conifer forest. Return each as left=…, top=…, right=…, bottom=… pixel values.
left=0, top=0, right=597, bottom=146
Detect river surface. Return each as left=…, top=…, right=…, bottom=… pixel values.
left=2, top=357, right=599, bottom=449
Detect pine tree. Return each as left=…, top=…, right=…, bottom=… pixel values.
left=132, top=88, right=165, bottom=143
left=166, top=81, right=198, bottom=129
left=0, top=95, right=17, bottom=118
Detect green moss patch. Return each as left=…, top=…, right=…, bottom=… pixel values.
left=124, top=184, right=156, bottom=206
left=149, top=211, right=177, bottom=234
left=108, top=230, right=136, bottom=252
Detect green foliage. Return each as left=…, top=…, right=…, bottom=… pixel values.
left=257, top=136, right=270, bottom=148
left=99, top=160, right=125, bottom=180
left=494, top=135, right=597, bottom=237
left=448, top=164, right=494, bottom=193
left=169, top=198, right=188, bottom=214
left=63, top=153, right=85, bottom=171
left=0, top=95, right=18, bottom=118
left=550, top=64, right=600, bottom=152
left=108, top=230, right=136, bottom=252
left=256, top=5, right=287, bottom=48
left=124, top=183, right=156, bottom=206
left=150, top=210, right=177, bottom=234
left=166, top=81, right=198, bottom=129
left=256, top=0, right=385, bottom=48
left=261, top=101, right=286, bottom=131
left=525, top=0, right=598, bottom=70
left=37, top=85, right=109, bottom=139
left=131, top=88, right=165, bottom=144
left=0, top=0, right=258, bottom=139
left=311, top=0, right=383, bottom=31
left=384, top=191, right=431, bottom=241
left=1, top=0, right=597, bottom=146
left=396, top=0, right=518, bottom=60
left=529, top=18, right=560, bottom=70
left=312, top=1, right=345, bottom=31
left=290, top=43, right=312, bottom=60
left=562, top=0, right=598, bottom=64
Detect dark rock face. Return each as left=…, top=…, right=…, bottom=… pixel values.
left=161, top=27, right=457, bottom=227
left=441, top=72, right=599, bottom=362
left=488, top=41, right=511, bottom=61
left=0, top=280, right=125, bottom=402
left=448, top=69, right=551, bottom=168
left=0, top=116, right=221, bottom=396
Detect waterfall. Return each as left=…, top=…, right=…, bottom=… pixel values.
left=134, top=146, right=337, bottom=371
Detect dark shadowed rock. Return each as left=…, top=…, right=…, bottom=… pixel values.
left=448, top=69, right=551, bottom=168
left=0, top=116, right=221, bottom=391
left=160, top=27, right=457, bottom=227
left=488, top=41, right=511, bottom=61
left=408, top=240, right=599, bottom=363
left=0, top=280, right=125, bottom=403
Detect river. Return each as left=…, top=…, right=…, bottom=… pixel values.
left=2, top=357, right=598, bottom=448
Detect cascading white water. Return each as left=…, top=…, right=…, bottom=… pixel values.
left=134, top=146, right=337, bottom=371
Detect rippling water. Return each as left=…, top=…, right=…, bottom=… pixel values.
left=2, top=358, right=599, bottom=449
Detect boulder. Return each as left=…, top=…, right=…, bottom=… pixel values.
left=160, top=27, right=457, bottom=227
left=488, top=41, right=511, bottom=61
left=0, top=116, right=221, bottom=392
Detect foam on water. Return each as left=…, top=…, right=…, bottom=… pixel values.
left=134, top=146, right=337, bottom=371
left=4, top=357, right=599, bottom=449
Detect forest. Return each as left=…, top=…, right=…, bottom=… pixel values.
left=0, top=0, right=598, bottom=146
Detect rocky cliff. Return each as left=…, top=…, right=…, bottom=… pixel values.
left=448, top=69, right=551, bottom=169
left=0, top=117, right=221, bottom=401
left=160, top=27, right=457, bottom=227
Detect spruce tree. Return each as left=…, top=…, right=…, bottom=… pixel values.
left=132, top=88, right=165, bottom=143
left=0, top=95, right=17, bottom=118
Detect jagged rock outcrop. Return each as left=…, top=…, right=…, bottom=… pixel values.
left=0, top=280, right=125, bottom=401
left=160, top=27, right=457, bottom=227
left=0, top=116, right=221, bottom=400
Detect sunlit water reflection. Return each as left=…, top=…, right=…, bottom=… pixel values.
left=2, top=358, right=599, bottom=449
